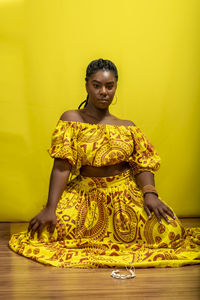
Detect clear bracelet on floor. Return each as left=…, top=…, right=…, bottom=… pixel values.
left=110, top=266, right=136, bottom=279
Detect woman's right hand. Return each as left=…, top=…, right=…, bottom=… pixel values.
left=28, top=207, right=57, bottom=239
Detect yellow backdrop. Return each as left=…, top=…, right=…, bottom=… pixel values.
left=0, top=0, right=199, bottom=221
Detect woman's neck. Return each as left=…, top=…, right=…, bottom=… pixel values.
left=81, top=105, right=111, bottom=121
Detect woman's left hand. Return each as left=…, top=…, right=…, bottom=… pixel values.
left=144, top=193, right=176, bottom=224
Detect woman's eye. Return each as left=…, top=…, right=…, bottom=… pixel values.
left=93, top=84, right=113, bottom=90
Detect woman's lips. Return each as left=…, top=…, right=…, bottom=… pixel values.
left=98, top=99, right=109, bottom=102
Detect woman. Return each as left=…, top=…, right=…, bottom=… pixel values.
left=9, top=58, right=200, bottom=268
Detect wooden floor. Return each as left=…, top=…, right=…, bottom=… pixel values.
left=0, top=219, right=200, bottom=300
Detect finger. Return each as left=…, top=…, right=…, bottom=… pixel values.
left=30, top=222, right=39, bottom=238
left=158, top=208, right=170, bottom=224
left=37, top=224, right=45, bottom=239
left=144, top=206, right=152, bottom=219
left=165, top=207, right=176, bottom=220
left=29, top=217, right=36, bottom=224
left=154, top=209, right=162, bottom=224
left=28, top=218, right=37, bottom=232
left=28, top=223, right=32, bottom=232
left=49, top=222, right=56, bottom=234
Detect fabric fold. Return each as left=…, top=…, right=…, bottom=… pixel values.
left=129, top=126, right=161, bottom=175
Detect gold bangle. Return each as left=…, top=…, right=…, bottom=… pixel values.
left=142, top=184, right=158, bottom=197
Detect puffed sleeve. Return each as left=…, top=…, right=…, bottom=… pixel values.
left=47, top=120, right=78, bottom=167
left=129, top=126, right=161, bottom=175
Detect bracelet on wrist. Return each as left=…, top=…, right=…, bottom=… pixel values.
left=142, top=184, right=158, bottom=197
left=144, top=192, right=158, bottom=197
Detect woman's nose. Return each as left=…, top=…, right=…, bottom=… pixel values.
left=100, top=86, right=107, bottom=94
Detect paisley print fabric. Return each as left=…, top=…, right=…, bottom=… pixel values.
left=9, top=121, right=200, bottom=268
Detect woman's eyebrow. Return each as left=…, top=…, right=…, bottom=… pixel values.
left=92, top=80, right=114, bottom=84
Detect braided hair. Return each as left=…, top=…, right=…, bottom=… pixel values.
left=78, top=58, right=118, bottom=109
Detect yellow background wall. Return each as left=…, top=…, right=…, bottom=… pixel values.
left=0, top=0, right=199, bottom=221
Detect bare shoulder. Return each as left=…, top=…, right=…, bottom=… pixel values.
left=60, top=110, right=81, bottom=121
left=110, top=115, right=136, bottom=126
left=123, top=120, right=136, bottom=126
left=115, top=118, right=136, bottom=126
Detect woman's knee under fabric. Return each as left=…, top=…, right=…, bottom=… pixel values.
left=38, top=174, right=185, bottom=249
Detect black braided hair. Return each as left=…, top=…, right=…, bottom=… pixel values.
left=78, top=58, right=118, bottom=109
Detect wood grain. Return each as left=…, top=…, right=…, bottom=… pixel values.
left=0, top=218, right=200, bottom=300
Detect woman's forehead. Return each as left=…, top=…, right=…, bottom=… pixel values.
left=89, top=70, right=116, bottom=83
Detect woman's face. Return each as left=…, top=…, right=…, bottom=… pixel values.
left=86, top=70, right=117, bottom=109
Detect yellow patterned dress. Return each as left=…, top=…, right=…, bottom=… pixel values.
left=9, top=120, right=200, bottom=268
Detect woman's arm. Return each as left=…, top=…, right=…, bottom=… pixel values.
left=46, top=158, right=72, bottom=211
left=135, top=171, right=155, bottom=188
left=135, top=171, right=176, bottom=224
left=28, top=158, right=72, bottom=239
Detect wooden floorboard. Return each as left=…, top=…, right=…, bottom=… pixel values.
left=0, top=218, right=199, bottom=300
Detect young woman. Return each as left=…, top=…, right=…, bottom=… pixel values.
left=9, top=59, right=200, bottom=268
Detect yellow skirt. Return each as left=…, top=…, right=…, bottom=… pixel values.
left=9, top=169, right=200, bottom=268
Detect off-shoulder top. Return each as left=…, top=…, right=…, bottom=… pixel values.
left=47, top=120, right=161, bottom=179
